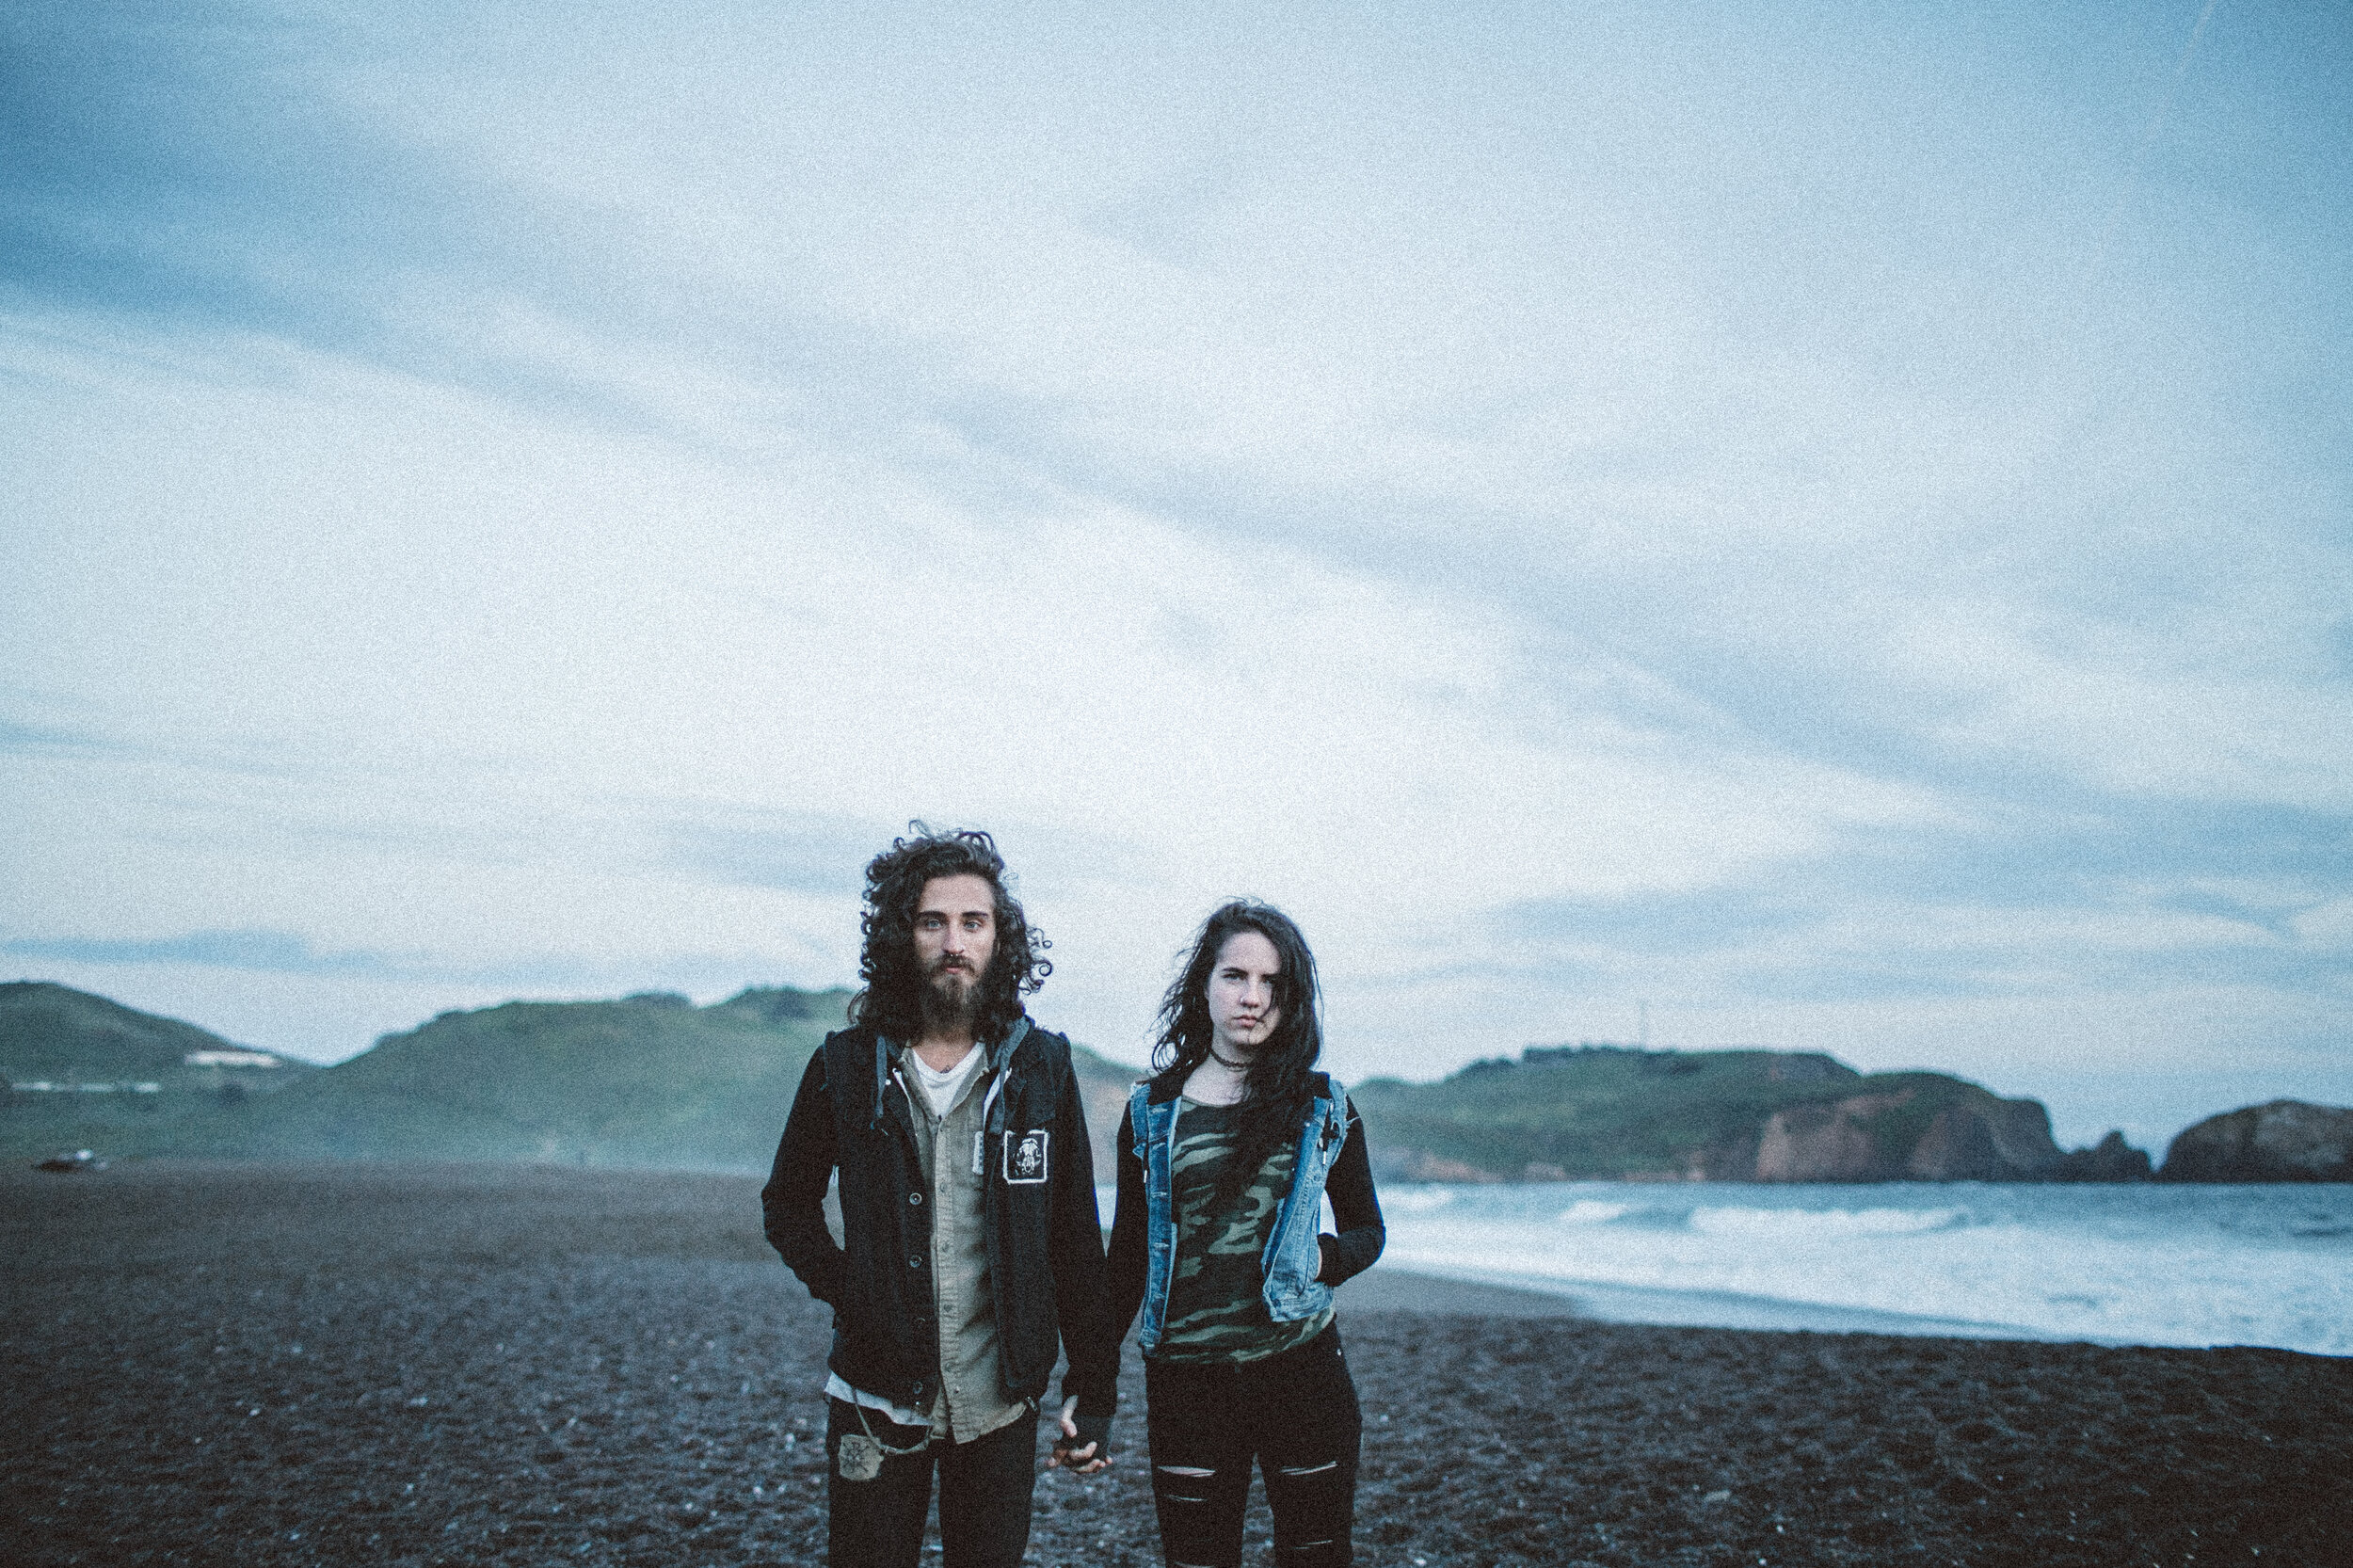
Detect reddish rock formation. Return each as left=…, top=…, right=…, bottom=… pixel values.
left=1752, top=1088, right=2066, bottom=1183
left=1755, top=1095, right=1909, bottom=1181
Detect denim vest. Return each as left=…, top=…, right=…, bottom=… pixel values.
left=1128, top=1074, right=1350, bottom=1354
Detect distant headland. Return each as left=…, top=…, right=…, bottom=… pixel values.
left=1354, top=1043, right=2352, bottom=1184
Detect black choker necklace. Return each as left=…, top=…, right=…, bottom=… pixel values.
left=1207, top=1049, right=1249, bottom=1069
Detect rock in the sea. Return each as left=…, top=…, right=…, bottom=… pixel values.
left=2159, top=1100, right=2353, bottom=1182
left=2046, top=1130, right=2153, bottom=1182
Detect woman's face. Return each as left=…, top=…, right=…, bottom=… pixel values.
left=1205, top=930, right=1282, bottom=1059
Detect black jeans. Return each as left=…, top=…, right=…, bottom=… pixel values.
left=824, top=1399, right=1040, bottom=1568
left=1144, top=1321, right=1361, bottom=1568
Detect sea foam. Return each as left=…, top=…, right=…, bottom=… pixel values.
left=1374, top=1181, right=2353, bottom=1356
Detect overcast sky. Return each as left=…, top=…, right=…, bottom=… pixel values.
left=5, top=0, right=2348, bottom=1149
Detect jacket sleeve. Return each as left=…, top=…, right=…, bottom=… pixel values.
left=1103, top=1101, right=1149, bottom=1349
left=761, top=1048, right=848, bottom=1309
left=1048, top=1067, right=1120, bottom=1419
left=1314, top=1096, right=1386, bottom=1288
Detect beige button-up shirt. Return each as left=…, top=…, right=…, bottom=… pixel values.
left=899, top=1049, right=1028, bottom=1445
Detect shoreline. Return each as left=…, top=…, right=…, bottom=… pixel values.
left=18, top=1159, right=2342, bottom=1350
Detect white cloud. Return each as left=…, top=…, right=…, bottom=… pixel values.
left=6, top=0, right=2350, bottom=1141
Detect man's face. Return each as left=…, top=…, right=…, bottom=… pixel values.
left=913, top=872, right=999, bottom=1012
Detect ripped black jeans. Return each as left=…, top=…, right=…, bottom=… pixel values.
left=1144, top=1320, right=1361, bottom=1568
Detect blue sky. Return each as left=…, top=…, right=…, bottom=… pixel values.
left=4, top=0, right=2348, bottom=1149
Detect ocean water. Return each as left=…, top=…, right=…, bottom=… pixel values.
left=1361, top=1181, right=2353, bottom=1356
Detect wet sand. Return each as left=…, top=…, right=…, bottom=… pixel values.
left=4, top=1161, right=2345, bottom=1567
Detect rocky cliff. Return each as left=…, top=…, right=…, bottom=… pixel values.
left=1354, top=1046, right=2151, bottom=1184
left=2159, top=1100, right=2353, bottom=1182
left=1729, top=1080, right=2068, bottom=1182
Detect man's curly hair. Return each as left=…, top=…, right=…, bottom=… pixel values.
left=848, top=824, right=1050, bottom=1044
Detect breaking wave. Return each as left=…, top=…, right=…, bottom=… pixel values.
left=1371, top=1181, right=2353, bottom=1355
left=1556, top=1199, right=1631, bottom=1225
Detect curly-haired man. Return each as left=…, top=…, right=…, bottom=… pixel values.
left=762, top=826, right=1118, bottom=1568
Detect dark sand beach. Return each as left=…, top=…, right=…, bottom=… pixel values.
left=4, top=1163, right=2345, bottom=1568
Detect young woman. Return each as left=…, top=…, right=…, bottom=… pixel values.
left=1106, top=902, right=1385, bottom=1568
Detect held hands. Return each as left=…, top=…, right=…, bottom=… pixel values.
left=1046, top=1395, right=1111, bottom=1474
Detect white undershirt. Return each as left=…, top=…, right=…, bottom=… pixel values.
left=905, top=1042, right=986, bottom=1118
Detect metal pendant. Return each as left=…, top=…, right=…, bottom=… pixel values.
left=837, top=1432, right=884, bottom=1482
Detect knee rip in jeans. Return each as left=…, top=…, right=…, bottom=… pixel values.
left=1155, top=1463, right=1218, bottom=1504
left=1275, top=1460, right=1338, bottom=1477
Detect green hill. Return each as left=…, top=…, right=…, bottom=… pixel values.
left=28, top=982, right=1145, bottom=1176
left=1352, top=1043, right=2138, bottom=1183
left=124, top=987, right=850, bottom=1170
left=2, top=982, right=315, bottom=1158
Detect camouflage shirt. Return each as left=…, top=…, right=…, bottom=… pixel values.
left=1153, top=1097, right=1335, bottom=1364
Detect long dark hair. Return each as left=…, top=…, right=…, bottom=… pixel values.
left=849, top=824, right=1050, bottom=1045
left=1150, top=901, right=1324, bottom=1203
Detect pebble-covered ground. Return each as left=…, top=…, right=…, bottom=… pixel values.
left=4, top=1162, right=2346, bottom=1567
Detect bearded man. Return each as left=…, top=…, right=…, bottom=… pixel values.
left=762, top=825, right=1117, bottom=1568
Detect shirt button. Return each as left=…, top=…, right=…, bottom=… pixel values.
left=908, top=1192, right=922, bottom=1206
left=908, top=1256, right=921, bottom=1268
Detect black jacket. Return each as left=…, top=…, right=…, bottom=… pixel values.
left=1104, top=1072, right=1386, bottom=1346
left=761, top=1017, right=1119, bottom=1418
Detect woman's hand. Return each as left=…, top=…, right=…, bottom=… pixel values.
left=1047, top=1395, right=1111, bottom=1473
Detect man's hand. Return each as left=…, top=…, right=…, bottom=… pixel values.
left=1046, top=1395, right=1111, bottom=1473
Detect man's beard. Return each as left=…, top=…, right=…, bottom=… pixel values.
left=919, top=958, right=986, bottom=1034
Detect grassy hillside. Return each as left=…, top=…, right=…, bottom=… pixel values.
left=127, top=989, right=849, bottom=1170
left=1353, top=1045, right=1853, bottom=1179
left=2, top=982, right=314, bottom=1159
left=36, top=982, right=1146, bottom=1176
